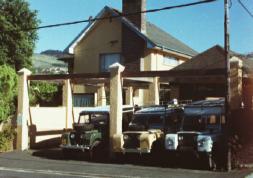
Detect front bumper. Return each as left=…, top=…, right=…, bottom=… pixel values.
left=122, top=148, right=151, bottom=154
left=60, top=144, right=90, bottom=151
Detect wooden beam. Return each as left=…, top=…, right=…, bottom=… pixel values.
left=161, top=76, right=226, bottom=84
left=28, top=69, right=226, bottom=81
left=28, top=72, right=110, bottom=81
left=122, top=69, right=225, bottom=78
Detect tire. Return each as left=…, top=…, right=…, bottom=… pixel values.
left=151, top=140, right=163, bottom=165
left=90, top=141, right=107, bottom=162
left=200, top=152, right=216, bottom=170
left=114, top=152, right=125, bottom=163
left=62, top=148, right=73, bottom=159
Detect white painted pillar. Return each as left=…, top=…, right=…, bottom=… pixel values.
left=16, top=68, right=32, bottom=151
left=97, top=84, right=107, bottom=106
left=62, top=79, right=73, bottom=128
left=109, top=63, right=125, bottom=152
left=125, top=87, right=133, bottom=106
left=94, top=93, right=98, bottom=106
left=148, top=77, right=160, bottom=105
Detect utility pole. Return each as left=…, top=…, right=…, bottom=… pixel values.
left=224, top=0, right=231, bottom=171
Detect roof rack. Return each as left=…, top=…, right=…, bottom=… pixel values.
left=186, top=99, right=224, bottom=107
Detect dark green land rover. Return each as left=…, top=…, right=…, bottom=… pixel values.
left=60, top=106, right=133, bottom=161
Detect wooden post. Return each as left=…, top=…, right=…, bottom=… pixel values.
left=97, top=84, right=107, bottom=106
left=148, top=77, right=160, bottom=105
left=16, top=68, right=32, bottom=150
left=125, top=87, right=133, bottom=105
left=224, top=0, right=232, bottom=171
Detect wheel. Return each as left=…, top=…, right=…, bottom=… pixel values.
left=114, top=152, right=125, bottom=163
left=167, top=151, right=177, bottom=167
left=62, top=148, right=73, bottom=159
left=90, top=141, right=107, bottom=162
left=200, top=152, right=216, bottom=170
left=207, top=153, right=216, bottom=170
left=151, top=140, right=164, bottom=165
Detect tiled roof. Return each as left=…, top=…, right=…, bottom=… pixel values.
left=172, top=45, right=253, bottom=74
left=172, top=45, right=226, bottom=70
left=146, top=22, right=197, bottom=56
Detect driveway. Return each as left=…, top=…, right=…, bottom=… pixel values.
left=0, top=148, right=252, bottom=178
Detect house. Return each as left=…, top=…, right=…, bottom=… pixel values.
left=64, top=0, right=197, bottom=106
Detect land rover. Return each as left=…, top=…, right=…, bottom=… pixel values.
left=61, top=106, right=133, bottom=161
left=113, top=105, right=183, bottom=159
left=165, top=99, right=226, bottom=169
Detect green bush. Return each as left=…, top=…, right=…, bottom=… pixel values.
left=0, top=65, right=17, bottom=123
left=0, top=124, right=15, bottom=152
left=29, top=81, right=62, bottom=106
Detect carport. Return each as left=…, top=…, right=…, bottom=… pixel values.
left=17, top=61, right=245, bottom=154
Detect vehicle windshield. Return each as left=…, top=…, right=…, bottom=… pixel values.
left=129, top=114, right=163, bottom=131
left=165, top=113, right=183, bottom=133
left=182, top=115, right=206, bottom=132
left=78, top=113, right=107, bottom=124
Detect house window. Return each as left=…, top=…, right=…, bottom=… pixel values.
left=100, top=53, right=121, bottom=72
left=73, top=93, right=94, bottom=107
left=163, top=56, right=179, bottom=66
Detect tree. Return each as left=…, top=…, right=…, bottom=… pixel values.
left=0, top=65, right=17, bottom=123
left=0, top=0, right=39, bottom=71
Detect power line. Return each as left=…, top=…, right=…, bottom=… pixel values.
left=238, top=0, right=253, bottom=19
left=4, top=0, right=217, bottom=32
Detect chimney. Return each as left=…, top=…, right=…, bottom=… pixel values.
left=121, top=0, right=146, bottom=72
left=122, top=0, right=146, bottom=33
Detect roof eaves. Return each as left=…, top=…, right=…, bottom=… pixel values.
left=156, top=44, right=196, bottom=57
left=64, top=6, right=110, bottom=54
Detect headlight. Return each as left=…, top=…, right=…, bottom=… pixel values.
left=178, top=136, right=183, bottom=141
left=167, top=139, right=174, bottom=146
left=70, top=134, right=75, bottom=139
left=123, top=135, right=129, bottom=140
left=197, top=136, right=211, bottom=147
left=61, top=137, right=67, bottom=145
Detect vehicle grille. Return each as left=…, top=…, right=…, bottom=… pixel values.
left=69, top=132, right=82, bottom=145
left=178, top=133, right=197, bottom=149
left=123, top=133, right=140, bottom=149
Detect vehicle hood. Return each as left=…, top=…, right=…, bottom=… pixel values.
left=177, top=131, right=211, bottom=135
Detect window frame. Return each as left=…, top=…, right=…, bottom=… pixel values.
left=163, top=55, right=179, bottom=66
left=99, top=53, right=122, bottom=72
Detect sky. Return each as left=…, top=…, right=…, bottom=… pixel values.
left=28, top=0, right=253, bottom=54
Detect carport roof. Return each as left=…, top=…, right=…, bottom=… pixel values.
left=171, top=45, right=253, bottom=75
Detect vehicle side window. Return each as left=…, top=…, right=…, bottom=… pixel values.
left=208, top=115, right=217, bottom=124
left=221, top=115, right=226, bottom=124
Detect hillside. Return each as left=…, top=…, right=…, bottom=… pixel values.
left=32, top=53, right=68, bottom=74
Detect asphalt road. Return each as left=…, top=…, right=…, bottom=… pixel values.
left=0, top=148, right=252, bottom=178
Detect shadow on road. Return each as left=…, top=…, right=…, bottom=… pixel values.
left=32, top=148, right=212, bottom=171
